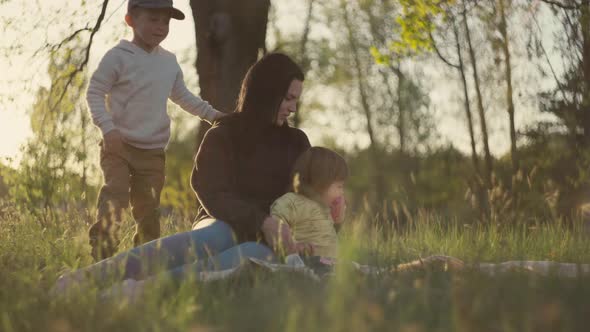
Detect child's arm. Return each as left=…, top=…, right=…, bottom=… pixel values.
left=87, top=51, right=118, bottom=137
left=87, top=51, right=123, bottom=153
left=270, top=194, right=302, bottom=255
left=270, top=194, right=297, bottom=228
left=170, top=67, right=224, bottom=124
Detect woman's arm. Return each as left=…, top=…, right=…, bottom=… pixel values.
left=191, top=126, right=268, bottom=240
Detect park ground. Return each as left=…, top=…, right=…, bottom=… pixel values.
left=2, top=204, right=590, bottom=332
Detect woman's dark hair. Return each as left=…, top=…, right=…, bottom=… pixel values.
left=290, top=147, right=349, bottom=197
left=234, top=53, right=304, bottom=126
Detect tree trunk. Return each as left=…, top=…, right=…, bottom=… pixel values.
left=190, top=0, right=271, bottom=147
left=498, top=0, right=518, bottom=174
left=581, top=1, right=590, bottom=146
left=452, top=17, right=479, bottom=175
left=396, top=63, right=407, bottom=154
left=341, top=0, right=385, bottom=208
left=293, top=0, right=315, bottom=128
left=362, top=1, right=413, bottom=217
left=449, top=13, right=488, bottom=217
left=462, top=1, right=493, bottom=190
left=80, top=105, right=89, bottom=208
left=361, top=1, right=407, bottom=154
left=431, top=10, right=482, bottom=210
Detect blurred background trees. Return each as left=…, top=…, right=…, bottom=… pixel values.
left=1, top=0, right=589, bottom=227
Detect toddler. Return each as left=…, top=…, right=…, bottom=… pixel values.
left=271, top=147, right=348, bottom=259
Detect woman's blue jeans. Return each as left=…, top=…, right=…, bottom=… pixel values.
left=81, top=219, right=276, bottom=284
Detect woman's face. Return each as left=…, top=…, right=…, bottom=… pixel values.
left=275, top=79, right=303, bottom=126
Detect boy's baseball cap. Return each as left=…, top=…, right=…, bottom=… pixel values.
left=128, top=0, right=185, bottom=20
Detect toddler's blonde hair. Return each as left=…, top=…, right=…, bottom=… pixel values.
left=290, top=147, right=348, bottom=197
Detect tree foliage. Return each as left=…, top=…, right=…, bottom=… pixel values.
left=3, top=0, right=590, bottom=225
left=3, top=43, right=99, bottom=218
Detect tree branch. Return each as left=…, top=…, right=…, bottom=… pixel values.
left=540, top=0, right=581, bottom=10
left=49, top=0, right=110, bottom=113
left=429, top=31, right=459, bottom=68
left=52, top=26, right=93, bottom=53
left=33, top=26, right=92, bottom=59
left=299, top=0, right=314, bottom=67
left=530, top=10, right=570, bottom=104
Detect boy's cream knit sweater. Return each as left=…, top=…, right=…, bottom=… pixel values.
left=87, top=40, right=220, bottom=149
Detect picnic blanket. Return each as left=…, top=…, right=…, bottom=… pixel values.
left=192, top=255, right=590, bottom=282
left=99, top=255, right=590, bottom=302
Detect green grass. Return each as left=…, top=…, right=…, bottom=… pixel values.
left=2, top=204, right=590, bottom=332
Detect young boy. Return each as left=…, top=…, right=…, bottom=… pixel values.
left=86, top=0, right=224, bottom=260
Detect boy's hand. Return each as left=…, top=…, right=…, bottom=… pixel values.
left=214, top=111, right=228, bottom=120
left=330, top=196, right=347, bottom=224
left=261, top=216, right=297, bottom=255
left=103, top=129, right=124, bottom=155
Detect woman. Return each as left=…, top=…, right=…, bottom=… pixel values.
left=55, top=53, right=311, bottom=289
left=189, top=52, right=312, bottom=260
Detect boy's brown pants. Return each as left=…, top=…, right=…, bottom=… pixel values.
left=89, top=141, right=166, bottom=260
